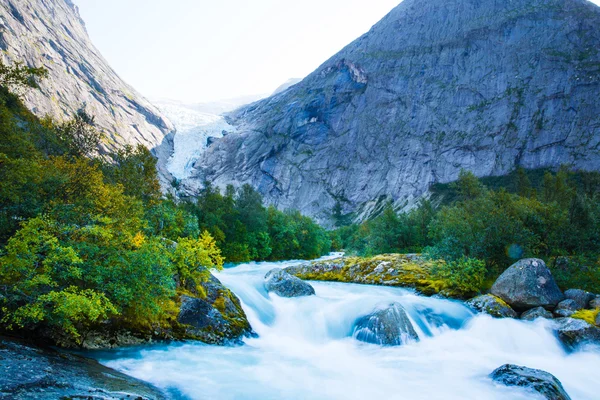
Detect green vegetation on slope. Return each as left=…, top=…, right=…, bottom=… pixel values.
left=0, top=61, right=330, bottom=345
left=335, top=169, right=600, bottom=294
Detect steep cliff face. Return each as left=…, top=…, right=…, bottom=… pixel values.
left=187, top=0, right=600, bottom=225
left=0, top=0, right=174, bottom=175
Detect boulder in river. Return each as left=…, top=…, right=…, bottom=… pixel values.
left=353, top=303, right=419, bottom=346
left=264, top=268, right=316, bottom=297
left=177, top=274, right=253, bottom=345
left=490, top=364, right=571, bottom=400
left=554, top=317, right=600, bottom=350
left=521, top=307, right=554, bottom=321
left=490, top=259, right=564, bottom=311
left=0, top=336, right=167, bottom=400
left=466, top=294, right=517, bottom=318
left=553, top=299, right=579, bottom=318
left=564, top=289, right=594, bottom=310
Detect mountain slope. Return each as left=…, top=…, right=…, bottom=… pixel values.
left=0, top=0, right=174, bottom=170
left=187, top=0, right=600, bottom=225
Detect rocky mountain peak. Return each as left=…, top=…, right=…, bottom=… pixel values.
left=0, top=0, right=174, bottom=177
left=186, top=0, right=600, bottom=225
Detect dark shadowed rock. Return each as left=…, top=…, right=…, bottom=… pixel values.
left=177, top=274, right=253, bottom=344
left=353, top=303, right=419, bottom=346
left=0, top=337, right=166, bottom=400
left=553, top=299, right=579, bottom=318
left=264, top=268, right=315, bottom=297
left=588, top=296, right=600, bottom=309
left=554, top=318, right=600, bottom=350
left=466, top=294, right=517, bottom=318
left=521, top=307, right=553, bottom=321
left=490, top=364, right=571, bottom=400
left=564, top=289, right=595, bottom=310
left=490, top=259, right=564, bottom=311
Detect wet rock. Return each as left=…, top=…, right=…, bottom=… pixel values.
left=554, top=318, right=600, bottom=350
left=596, top=312, right=600, bottom=327
left=521, top=307, right=553, bottom=321
left=589, top=296, right=600, bottom=309
left=564, top=289, right=594, bottom=310
left=177, top=274, right=253, bottom=345
left=490, top=259, right=564, bottom=311
left=0, top=336, right=167, bottom=400
left=353, top=303, right=419, bottom=346
left=264, top=268, right=315, bottom=297
left=490, top=364, right=571, bottom=400
left=466, top=294, right=517, bottom=318
left=553, top=299, right=579, bottom=318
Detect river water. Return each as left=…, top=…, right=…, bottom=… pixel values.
left=98, top=254, right=600, bottom=399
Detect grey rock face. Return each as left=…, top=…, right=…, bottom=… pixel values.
left=564, top=289, right=595, bottom=310
left=0, top=336, right=167, bottom=399
left=491, top=259, right=564, bottom=311
left=0, top=0, right=174, bottom=183
left=353, top=303, right=419, bottom=346
left=466, top=294, right=517, bottom=318
left=553, top=299, right=579, bottom=318
left=490, top=364, right=571, bottom=400
left=187, top=0, right=600, bottom=225
left=554, top=317, right=600, bottom=350
left=264, top=268, right=316, bottom=297
left=177, top=274, right=253, bottom=344
left=521, top=307, right=554, bottom=321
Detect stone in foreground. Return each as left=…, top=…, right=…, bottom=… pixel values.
left=0, top=337, right=166, bottom=400
left=178, top=275, right=253, bottom=344
left=264, top=268, right=316, bottom=297
left=554, top=318, right=600, bottom=351
left=466, top=294, right=517, bottom=318
left=490, top=364, right=571, bottom=400
left=521, top=307, right=554, bottom=321
left=490, top=259, right=564, bottom=311
left=353, top=303, right=419, bottom=346
left=564, top=289, right=595, bottom=310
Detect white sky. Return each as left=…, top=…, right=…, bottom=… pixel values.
left=74, top=0, right=401, bottom=102
left=74, top=0, right=600, bottom=103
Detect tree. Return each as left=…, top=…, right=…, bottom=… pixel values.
left=0, top=60, right=48, bottom=94
left=56, top=109, right=103, bottom=158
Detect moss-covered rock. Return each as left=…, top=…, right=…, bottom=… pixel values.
left=285, top=254, right=450, bottom=296
left=177, top=274, right=253, bottom=345
left=466, top=294, right=518, bottom=319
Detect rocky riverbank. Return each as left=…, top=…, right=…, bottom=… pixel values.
left=0, top=336, right=167, bottom=400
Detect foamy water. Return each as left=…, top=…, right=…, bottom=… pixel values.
left=97, top=255, right=600, bottom=399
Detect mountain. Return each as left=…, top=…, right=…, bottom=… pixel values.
left=271, top=78, right=302, bottom=96
left=0, top=0, right=174, bottom=178
left=185, top=0, right=600, bottom=225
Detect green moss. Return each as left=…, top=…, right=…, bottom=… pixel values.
left=572, top=309, right=599, bottom=325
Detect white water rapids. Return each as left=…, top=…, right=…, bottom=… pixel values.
left=98, top=254, right=600, bottom=399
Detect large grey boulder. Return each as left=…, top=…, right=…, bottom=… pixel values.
left=564, top=289, right=595, bottom=310
left=553, top=299, right=579, bottom=318
left=0, top=337, right=167, bottom=400
left=490, top=259, right=564, bottom=311
left=521, top=307, right=553, bottom=321
left=466, top=294, right=517, bottom=318
left=185, top=0, right=600, bottom=226
left=353, top=303, right=419, bottom=346
left=264, top=268, right=315, bottom=297
left=490, top=364, right=571, bottom=400
left=178, top=275, right=253, bottom=344
left=554, top=318, right=600, bottom=350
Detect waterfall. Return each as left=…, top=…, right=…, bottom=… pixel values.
left=98, top=254, right=600, bottom=400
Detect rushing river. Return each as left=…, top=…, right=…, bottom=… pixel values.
left=97, top=254, right=600, bottom=400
